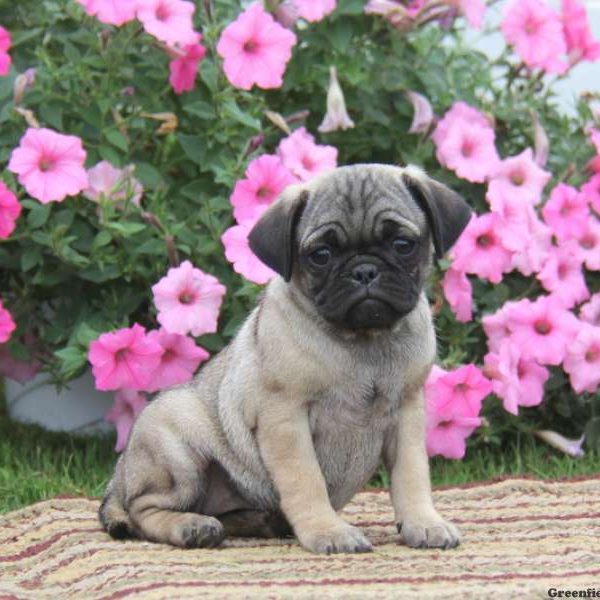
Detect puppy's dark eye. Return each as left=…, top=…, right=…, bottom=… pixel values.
left=309, top=247, right=332, bottom=266
left=392, top=237, right=416, bottom=255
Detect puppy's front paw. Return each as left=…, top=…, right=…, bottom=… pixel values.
left=178, top=515, right=225, bottom=549
left=398, top=516, right=461, bottom=549
left=298, top=523, right=373, bottom=555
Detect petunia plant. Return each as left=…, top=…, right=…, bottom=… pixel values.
left=0, top=0, right=599, bottom=457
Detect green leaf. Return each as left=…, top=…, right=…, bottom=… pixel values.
left=62, top=41, right=81, bottom=63
left=30, top=231, right=52, bottom=246
left=59, top=245, right=90, bottom=268
left=78, top=263, right=122, bottom=282
left=335, top=0, right=365, bottom=15
left=27, top=204, right=51, bottom=229
left=55, top=345, right=87, bottom=378
left=184, top=101, right=216, bottom=120
left=104, top=129, right=129, bottom=152
left=74, top=322, right=100, bottom=347
left=91, top=230, right=113, bottom=250
left=39, top=103, right=64, bottom=130
left=178, top=133, right=207, bottom=165
left=199, top=59, right=219, bottom=93
left=99, top=145, right=122, bottom=165
left=132, top=238, right=166, bottom=256
left=21, top=247, right=42, bottom=272
left=53, top=208, right=76, bottom=229
left=105, top=221, right=147, bottom=236
left=11, top=28, right=44, bottom=47
left=135, top=162, right=163, bottom=188
left=222, top=99, right=261, bottom=131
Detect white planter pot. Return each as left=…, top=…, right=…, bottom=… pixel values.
left=5, top=370, right=114, bottom=434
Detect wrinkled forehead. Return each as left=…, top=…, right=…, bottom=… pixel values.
left=297, top=167, right=427, bottom=247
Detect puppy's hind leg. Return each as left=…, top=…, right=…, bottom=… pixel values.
left=99, top=456, right=136, bottom=539
left=125, top=439, right=225, bottom=549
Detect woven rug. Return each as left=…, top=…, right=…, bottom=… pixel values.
left=1, top=477, right=599, bottom=599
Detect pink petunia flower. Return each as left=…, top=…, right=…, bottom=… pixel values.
left=510, top=209, right=553, bottom=276
left=542, top=183, right=589, bottom=241
left=433, top=102, right=493, bottom=143
left=561, top=0, right=600, bottom=64
left=487, top=148, right=551, bottom=207
left=168, top=40, right=206, bottom=94
left=8, top=128, right=88, bottom=204
left=501, top=0, right=568, bottom=74
left=152, top=260, right=226, bottom=336
left=580, top=293, right=600, bottom=327
left=144, top=329, right=209, bottom=392
left=83, top=160, right=143, bottom=206
left=563, top=324, right=600, bottom=393
left=443, top=0, right=485, bottom=29
left=76, top=0, right=137, bottom=26
left=222, top=221, right=276, bottom=285
left=430, top=364, right=493, bottom=419
left=277, top=127, right=338, bottom=182
left=424, top=365, right=484, bottom=460
left=0, top=181, right=21, bottom=239
left=435, top=122, right=499, bottom=183
left=565, top=217, right=600, bottom=271
left=230, top=154, right=296, bottom=224
left=484, top=342, right=549, bottom=415
left=483, top=301, right=521, bottom=353
left=581, top=173, right=600, bottom=215
left=106, top=389, right=148, bottom=452
left=432, top=102, right=498, bottom=183
left=488, top=189, right=537, bottom=253
left=450, top=213, right=514, bottom=284
left=0, top=300, right=16, bottom=343
left=216, top=3, right=297, bottom=91
left=504, top=295, right=580, bottom=366
left=88, top=324, right=164, bottom=391
left=537, top=245, right=589, bottom=308
left=0, top=25, right=11, bottom=76
left=442, top=268, right=473, bottom=322
left=293, top=0, right=336, bottom=22
left=137, top=0, right=198, bottom=47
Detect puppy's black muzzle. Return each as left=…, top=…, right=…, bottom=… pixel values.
left=351, top=263, right=380, bottom=287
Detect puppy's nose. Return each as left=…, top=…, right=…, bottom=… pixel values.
left=352, top=263, right=380, bottom=286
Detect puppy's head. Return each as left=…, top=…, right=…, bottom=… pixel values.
left=249, top=164, right=471, bottom=331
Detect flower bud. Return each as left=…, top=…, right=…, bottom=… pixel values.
left=13, top=68, right=36, bottom=106
left=531, top=110, right=549, bottom=167
left=273, top=0, right=299, bottom=28
left=405, top=90, right=434, bottom=135
left=534, top=430, right=585, bottom=457
left=318, top=66, right=355, bottom=133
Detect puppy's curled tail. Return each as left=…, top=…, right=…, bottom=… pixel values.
left=99, top=489, right=135, bottom=540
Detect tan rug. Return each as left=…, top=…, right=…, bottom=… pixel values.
left=1, top=477, right=599, bottom=599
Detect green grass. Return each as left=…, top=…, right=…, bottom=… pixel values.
left=0, top=405, right=598, bottom=514
left=0, top=410, right=116, bottom=514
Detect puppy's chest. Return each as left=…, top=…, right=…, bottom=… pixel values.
left=307, top=373, right=400, bottom=509
left=310, top=369, right=401, bottom=430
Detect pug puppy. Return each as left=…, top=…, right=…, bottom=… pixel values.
left=99, top=164, right=471, bottom=554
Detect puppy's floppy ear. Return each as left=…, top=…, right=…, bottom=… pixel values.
left=401, top=166, right=472, bottom=258
left=248, top=185, right=308, bottom=282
